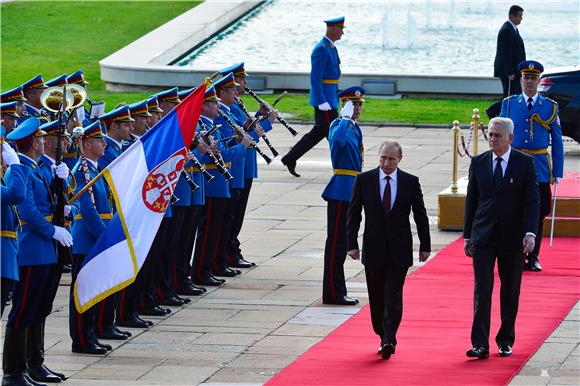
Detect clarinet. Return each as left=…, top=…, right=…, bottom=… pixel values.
left=197, top=120, right=234, bottom=180
left=234, top=96, right=279, bottom=157
left=180, top=170, right=199, bottom=192
left=244, top=87, right=298, bottom=136
left=217, top=110, right=272, bottom=165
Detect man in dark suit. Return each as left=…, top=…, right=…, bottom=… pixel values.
left=464, top=117, right=539, bottom=359
left=347, top=141, right=431, bottom=360
left=494, top=5, right=526, bottom=98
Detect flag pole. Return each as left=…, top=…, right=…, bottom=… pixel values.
left=68, top=168, right=107, bottom=205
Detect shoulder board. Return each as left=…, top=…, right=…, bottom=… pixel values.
left=502, top=94, right=518, bottom=101
left=545, top=97, right=558, bottom=105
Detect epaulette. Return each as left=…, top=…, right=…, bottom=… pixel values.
left=503, top=94, right=518, bottom=101
left=545, top=97, right=558, bottom=106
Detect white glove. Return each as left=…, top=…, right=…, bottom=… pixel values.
left=554, top=177, right=561, bottom=184
left=2, top=143, right=20, bottom=166
left=64, top=205, right=72, bottom=217
left=340, top=100, right=354, bottom=119
left=52, top=226, right=73, bottom=247
left=318, top=102, right=331, bottom=111
left=51, top=163, right=69, bottom=180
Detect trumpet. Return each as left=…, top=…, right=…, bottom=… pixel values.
left=234, top=96, right=279, bottom=157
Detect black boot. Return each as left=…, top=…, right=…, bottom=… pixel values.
left=25, top=323, right=64, bottom=383
left=2, top=327, right=33, bottom=386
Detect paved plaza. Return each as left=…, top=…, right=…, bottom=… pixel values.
left=2, top=122, right=579, bottom=385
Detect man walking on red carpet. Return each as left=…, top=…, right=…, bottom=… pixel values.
left=346, top=141, right=431, bottom=360
left=464, top=117, right=540, bottom=359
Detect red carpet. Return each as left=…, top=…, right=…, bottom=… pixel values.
left=556, top=172, right=580, bottom=198
left=266, top=237, right=580, bottom=386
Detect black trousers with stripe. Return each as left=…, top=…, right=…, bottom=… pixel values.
left=191, top=197, right=227, bottom=281
left=227, top=179, right=253, bottom=264
left=171, top=205, right=202, bottom=291
left=69, top=254, right=98, bottom=347
left=323, top=199, right=349, bottom=302
left=282, top=107, right=338, bottom=165
left=1, top=278, right=16, bottom=317
left=532, top=182, right=552, bottom=259
left=142, top=217, right=171, bottom=308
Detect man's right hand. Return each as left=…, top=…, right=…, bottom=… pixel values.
left=464, top=239, right=473, bottom=257
left=2, top=143, right=20, bottom=166
left=241, top=134, right=253, bottom=148
left=52, top=226, right=73, bottom=247
left=318, top=102, right=331, bottom=111
left=347, top=249, right=360, bottom=260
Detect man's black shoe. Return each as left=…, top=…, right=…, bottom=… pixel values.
left=193, top=277, right=223, bottom=286
left=381, top=343, right=395, bottom=360
left=27, top=364, right=62, bottom=383
left=213, top=268, right=238, bottom=277
left=175, top=295, right=191, bottom=304
left=72, top=343, right=107, bottom=355
left=498, top=345, right=512, bottom=357
left=2, top=373, right=36, bottom=386
left=323, top=296, right=359, bottom=306
left=159, top=297, right=184, bottom=307
left=113, top=326, right=131, bottom=337
left=139, top=306, right=167, bottom=316
left=286, top=163, right=301, bottom=178
left=210, top=275, right=226, bottom=283
left=136, top=315, right=153, bottom=327
left=178, top=285, right=204, bottom=296
left=466, top=346, right=489, bottom=359
left=96, top=341, right=112, bottom=351
left=117, top=316, right=150, bottom=329
left=230, top=258, right=255, bottom=268
left=44, top=366, right=66, bottom=381
left=23, top=373, right=48, bottom=386
left=528, top=255, right=542, bottom=271
left=97, top=329, right=128, bottom=341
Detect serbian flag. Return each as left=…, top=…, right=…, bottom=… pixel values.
left=74, top=83, right=206, bottom=313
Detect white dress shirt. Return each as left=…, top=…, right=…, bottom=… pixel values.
left=492, top=146, right=511, bottom=177
left=522, top=91, right=539, bottom=107
left=379, top=167, right=397, bottom=210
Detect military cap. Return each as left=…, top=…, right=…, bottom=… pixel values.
left=67, top=70, right=89, bottom=86
left=178, top=87, right=195, bottom=99
left=213, top=72, right=239, bottom=93
left=6, top=117, right=46, bottom=144
left=155, top=88, right=181, bottom=104
left=338, top=86, right=365, bottom=103
left=129, top=100, right=152, bottom=117
left=82, top=120, right=105, bottom=140
left=99, top=105, right=135, bottom=124
left=1, top=102, right=20, bottom=118
left=204, top=87, right=220, bottom=102
left=45, top=74, right=68, bottom=88
left=324, top=16, right=345, bottom=27
left=146, top=96, right=163, bottom=113
left=219, top=63, right=248, bottom=78
left=39, top=119, right=70, bottom=137
left=0, top=86, right=27, bottom=103
left=518, top=60, right=544, bottom=76
left=22, top=74, right=48, bottom=91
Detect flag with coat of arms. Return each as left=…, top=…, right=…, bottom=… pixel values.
left=74, top=82, right=206, bottom=313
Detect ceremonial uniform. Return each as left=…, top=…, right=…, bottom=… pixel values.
left=500, top=60, right=564, bottom=270
left=281, top=17, right=344, bottom=175
left=1, top=101, right=21, bottom=135
left=18, top=74, right=49, bottom=125
left=0, top=87, right=27, bottom=120
left=1, top=163, right=26, bottom=315
left=322, top=86, right=364, bottom=305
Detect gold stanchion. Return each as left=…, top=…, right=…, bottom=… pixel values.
left=451, top=120, right=460, bottom=194
left=472, top=109, right=480, bottom=156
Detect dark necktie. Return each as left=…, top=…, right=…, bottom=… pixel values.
left=527, top=97, right=533, bottom=111
left=494, top=157, right=503, bottom=189
left=383, top=176, right=391, bottom=216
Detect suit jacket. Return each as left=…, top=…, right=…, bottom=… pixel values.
left=463, top=149, right=539, bottom=249
left=494, top=21, right=526, bottom=78
left=347, top=167, right=430, bottom=269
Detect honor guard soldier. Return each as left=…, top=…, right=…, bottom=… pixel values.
left=500, top=60, right=564, bottom=271
left=19, top=74, right=49, bottom=125
left=69, top=121, right=118, bottom=354
left=147, top=96, right=164, bottom=126
left=3, top=118, right=72, bottom=385
left=0, top=86, right=27, bottom=117
left=191, top=86, right=251, bottom=286
left=220, top=62, right=271, bottom=268
left=98, top=104, right=135, bottom=169
left=1, top=132, right=26, bottom=316
left=282, top=16, right=344, bottom=177
left=321, top=86, right=365, bottom=305
left=45, top=74, right=68, bottom=88
left=122, top=100, right=151, bottom=151
left=1, top=101, right=21, bottom=135
left=155, top=87, right=181, bottom=117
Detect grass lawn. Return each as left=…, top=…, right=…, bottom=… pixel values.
left=1, top=1, right=496, bottom=125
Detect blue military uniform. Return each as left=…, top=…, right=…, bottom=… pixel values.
left=98, top=105, right=135, bottom=169
left=500, top=60, right=564, bottom=270
left=281, top=16, right=344, bottom=175
left=322, top=86, right=365, bottom=305
left=18, top=74, right=49, bottom=125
